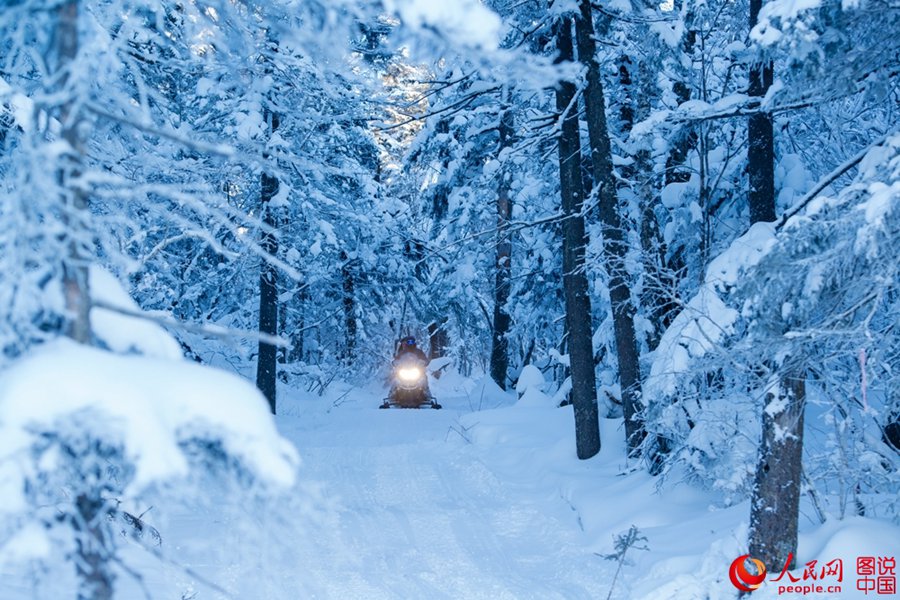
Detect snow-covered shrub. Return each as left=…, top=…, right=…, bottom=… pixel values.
left=734, top=135, right=900, bottom=518
left=0, top=341, right=298, bottom=599
left=642, top=221, right=777, bottom=496
left=644, top=134, right=900, bottom=515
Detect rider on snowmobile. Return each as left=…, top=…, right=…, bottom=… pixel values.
left=395, top=336, right=428, bottom=362
left=381, top=335, right=439, bottom=408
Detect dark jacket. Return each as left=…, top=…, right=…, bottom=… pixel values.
left=396, top=345, right=428, bottom=362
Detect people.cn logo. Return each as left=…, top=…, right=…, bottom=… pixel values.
left=730, top=554, right=768, bottom=592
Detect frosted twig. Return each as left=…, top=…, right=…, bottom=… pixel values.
left=778, top=128, right=897, bottom=228
left=801, top=469, right=827, bottom=525
left=446, top=419, right=475, bottom=444
left=144, top=547, right=235, bottom=600
left=86, top=103, right=235, bottom=157
left=417, top=194, right=600, bottom=265
left=92, top=300, right=289, bottom=348
left=669, top=97, right=815, bottom=125
left=596, top=525, right=649, bottom=600
left=111, top=556, right=153, bottom=600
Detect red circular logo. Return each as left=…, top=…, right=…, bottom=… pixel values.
left=729, top=554, right=767, bottom=592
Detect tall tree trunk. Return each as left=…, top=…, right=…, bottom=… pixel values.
left=574, top=0, right=644, bottom=455
left=428, top=319, right=449, bottom=361
left=748, top=0, right=776, bottom=224
left=615, top=52, right=673, bottom=357
left=340, top=250, right=357, bottom=363
left=640, top=201, right=674, bottom=355
left=489, top=94, right=514, bottom=390
left=256, top=109, right=280, bottom=414
left=429, top=118, right=452, bottom=362
left=0, top=108, right=11, bottom=153
left=74, top=492, right=113, bottom=600
left=644, top=26, right=697, bottom=354
left=665, top=25, right=697, bottom=188
left=431, top=118, right=451, bottom=223
left=749, top=367, right=806, bottom=571
left=55, top=9, right=113, bottom=600
left=56, top=0, right=92, bottom=345
left=291, top=287, right=306, bottom=363
left=746, top=0, right=802, bottom=574
left=278, top=291, right=287, bottom=365
left=555, top=17, right=601, bottom=460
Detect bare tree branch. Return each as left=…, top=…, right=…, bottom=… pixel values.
left=777, top=128, right=898, bottom=229
left=92, top=300, right=290, bottom=348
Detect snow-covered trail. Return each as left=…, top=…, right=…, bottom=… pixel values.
left=104, top=381, right=900, bottom=600
left=276, top=396, right=611, bottom=599
left=3, top=379, right=616, bottom=600
left=6, top=373, right=899, bottom=600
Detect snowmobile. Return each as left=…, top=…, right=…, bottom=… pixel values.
left=380, top=354, right=442, bottom=409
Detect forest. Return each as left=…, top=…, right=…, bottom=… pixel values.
left=0, top=0, right=898, bottom=598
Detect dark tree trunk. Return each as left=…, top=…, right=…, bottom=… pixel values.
left=647, top=23, right=699, bottom=472
left=428, top=119, right=452, bottom=359
left=278, top=293, right=287, bottom=365
left=57, top=0, right=92, bottom=345
left=616, top=55, right=634, bottom=134
left=558, top=321, right=570, bottom=398
left=428, top=319, right=449, bottom=361
left=645, top=28, right=696, bottom=355
left=74, top=493, right=114, bottom=600
left=489, top=97, right=514, bottom=390
left=291, top=287, right=306, bottom=363
left=640, top=205, right=671, bottom=354
left=748, top=0, right=776, bottom=224
left=340, top=250, right=357, bottom=363
left=555, top=17, right=601, bottom=460
left=431, top=118, right=451, bottom=223
left=574, top=0, right=644, bottom=455
left=749, top=368, right=806, bottom=572
left=0, top=108, right=11, bottom=155
left=746, top=0, right=802, bottom=574
left=665, top=27, right=697, bottom=187
left=256, top=109, right=280, bottom=414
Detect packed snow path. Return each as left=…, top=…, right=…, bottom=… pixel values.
left=276, top=392, right=611, bottom=599
left=6, top=375, right=899, bottom=600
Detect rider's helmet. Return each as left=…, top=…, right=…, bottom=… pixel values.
left=404, top=336, right=417, bottom=347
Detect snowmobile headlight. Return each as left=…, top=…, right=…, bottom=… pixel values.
left=397, top=367, right=423, bottom=382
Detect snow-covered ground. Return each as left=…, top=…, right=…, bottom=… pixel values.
left=3, top=368, right=898, bottom=599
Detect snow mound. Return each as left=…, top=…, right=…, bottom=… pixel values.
left=514, top=365, right=555, bottom=409
left=0, top=341, right=298, bottom=515
left=516, top=364, right=546, bottom=395
left=456, top=375, right=516, bottom=411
